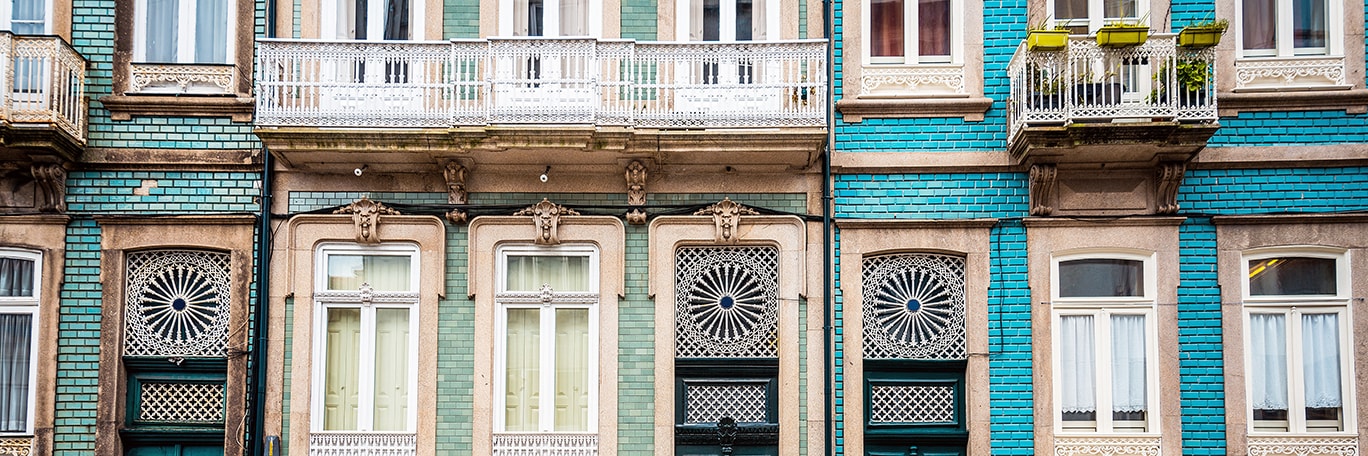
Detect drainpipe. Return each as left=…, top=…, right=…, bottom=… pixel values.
left=249, top=146, right=273, bottom=456
left=822, top=0, right=835, bottom=451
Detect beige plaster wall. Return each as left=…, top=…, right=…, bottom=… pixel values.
left=834, top=219, right=995, bottom=456
left=0, top=215, right=69, bottom=456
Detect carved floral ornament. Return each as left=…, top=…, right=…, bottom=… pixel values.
left=333, top=197, right=400, bottom=244
left=514, top=199, right=581, bottom=245
left=695, top=198, right=759, bottom=244
left=625, top=160, right=648, bottom=225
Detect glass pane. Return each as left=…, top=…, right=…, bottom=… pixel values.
left=0, top=258, right=35, bottom=297
left=327, top=254, right=413, bottom=291
left=373, top=308, right=411, bottom=431
left=702, top=0, right=720, bottom=41
left=1242, top=0, right=1276, bottom=50
left=1054, top=0, right=1087, bottom=20
left=194, top=0, right=229, bottom=63
left=734, top=0, right=753, bottom=41
left=1103, top=0, right=1136, bottom=18
left=504, top=309, right=540, bottom=431
left=1058, top=315, right=1096, bottom=416
left=918, top=0, right=950, bottom=57
left=10, top=0, right=45, bottom=33
left=1059, top=259, right=1144, bottom=298
left=145, top=0, right=179, bottom=62
left=0, top=314, right=33, bottom=433
left=1249, top=313, right=1288, bottom=415
left=505, top=255, right=590, bottom=292
left=1301, top=313, right=1341, bottom=412
left=1110, top=315, right=1146, bottom=415
left=560, top=0, right=588, bottom=35
left=324, top=308, right=361, bottom=431
left=1292, top=0, right=1326, bottom=49
left=869, top=0, right=904, bottom=57
left=382, top=0, right=411, bottom=39
left=1248, top=257, right=1336, bottom=296
left=554, top=309, right=590, bottom=431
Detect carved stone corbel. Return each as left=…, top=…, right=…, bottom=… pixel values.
left=443, top=160, right=468, bottom=204
left=514, top=199, right=580, bottom=245
left=445, top=209, right=468, bottom=225
left=1155, top=162, right=1186, bottom=215
left=32, top=163, right=67, bottom=213
left=334, top=197, right=400, bottom=244
left=1028, top=164, right=1057, bottom=216
left=625, top=160, right=647, bottom=225
left=695, top=197, right=758, bottom=244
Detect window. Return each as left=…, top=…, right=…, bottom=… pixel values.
left=1, top=0, right=49, bottom=34
left=1243, top=252, right=1353, bottom=434
left=1049, top=0, right=1146, bottom=34
left=133, top=0, right=233, bottom=64
left=495, top=245, right=598, bottom=435
left=312, top=245, right=419, bottom=434
left=324, top=0, right=426, bottom=39
left=1052, top=254, right=1158, bottom=434
left=0, top=250, right=39, bottom=437
left=1238, top=0, right=1336, bottom=57
left=865, top=0, right=958, bottom=64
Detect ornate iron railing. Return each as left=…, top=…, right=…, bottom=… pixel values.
left=492, top=433, right=598, bottom=455
left=1007, top=34, right=1216, bottom=141
left=255, top=38, right=825, bottom=128
left=309, top=432, right=417, bottom=456
left=0, top=32, right=87, bottom=143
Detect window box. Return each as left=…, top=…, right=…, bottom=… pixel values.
left=1095, top=25, right=1148, bottom=47
left=1178, top=25, right=1226, bottom=48
left=1028, top=29, right=1070, bottom=51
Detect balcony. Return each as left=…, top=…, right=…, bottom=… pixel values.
left=0, top=32, right=87, bottom=160
left=1007, top=34, right=1218, bottom=168
left=254, top=38, right=827, bottom=174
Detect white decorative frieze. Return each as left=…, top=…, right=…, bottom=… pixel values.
left=493, top=433, right=598, bottom=456
left=0, top=437, right=32, bottom=456
left=309, top=432, right=417, bottom=456
left=1248, top=436, right=1359, bottom=456
left=1235, top=57, right=1347, bottom=90
left=1054, top=436, right=1162, bottom=456
left=130, top=63, right=234, bottom=94
left=860, top=65, right=967, bottom=97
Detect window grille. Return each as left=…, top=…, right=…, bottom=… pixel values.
left=684, top=382, right=769, bottom=424
left=124, top=250, right=232, bottom=357
left=869, top=385, right=955, bottom=423
left=0, top=438, right=33, bottom=456
left=862, top=253, right=967, bottom=360
left=138, top=381, right=225, bottom=423
left=675, top=246, right=780, bottom=358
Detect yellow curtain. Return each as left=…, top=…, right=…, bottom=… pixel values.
left=327, top=255, right=412, bottom=291
left=505, top=309, right=541, bottom=431
left=506, top=255, right=589, bottom=292
left=373, top=308, right=410, bottom=431
left=324, top=308, right=361, bottom=430
left=554, top=309, right=590, bottom=431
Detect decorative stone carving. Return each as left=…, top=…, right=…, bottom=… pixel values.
left=32, top=163, right=67, bottom=213
left=443, top=161, right=468, bottom=204
left=626, top=160, right=647, bottom=205
left=626, top=209, right=647, bottom=225
left=334, top=197, right=400, bottom=244
left=514, top=199, right=580, bottom=245
left=1028, top=164, right=1057, bottom=216
left=1054, top=436, right=1162, bottom=456
left=695, top=198, right=758, bottom=244
left=358, top=283, right=374, bottom=305
left=1247, top=436, right=1359, bottom=456
left=1156, top=162, right=1186, bottom=215
left=445, top=209, right=468, bottom=225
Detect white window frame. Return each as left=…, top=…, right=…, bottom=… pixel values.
left=0, top=0, right=52, bottom=34
left=1045, top=0, right=1148, bottom=33
left=1234, top=0, right=1343, bottom=58
left=497, top=0, right=602, bottom=37
left=309, top=243, right=421, bottom=434
left=861, top=0, right=962, bottom=65
left=321, top=0, right=427, bottom=40
left=1050, top=250, right=1160, bottom=436
left=0, top=249, right=40, bottom=437
left=493, top=244, right=600, bottom=434
left=131, top=0, right=236, bottom=63
left=674, top=0, right=779, bottom=42
left=1241, top=248, right=1356, bottom=436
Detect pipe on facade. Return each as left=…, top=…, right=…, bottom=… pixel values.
left=249, top=144, right=273, bottom=456
left=822, top=0, right=835, bottom=450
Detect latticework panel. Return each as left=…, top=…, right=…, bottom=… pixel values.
left=862, top=254, right=967, bottom=360
left=675, top=246, right=780, bottom=358
left=138, top=382, right=225, bottom=423
left=493, top=433, right=598, bottom=456
left=124, top=250, right=232, bottom=357
left=684, top=383, right=768, bottom=424
left=0, top=437, right=32, bottom=456
left=1054, top=436, right=1162, bottom=456
left=1247, top=436, right=1359, bottom=456
left=869, top=385, right=955, bottom=423
left=309, top=432, right=417, bottom=456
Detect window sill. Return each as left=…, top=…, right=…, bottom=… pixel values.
left=1217, top=88, right=1368, bottom=116
left=836, top=96, right=993, bottom=122
left=100, top=94, right=254, bottom=122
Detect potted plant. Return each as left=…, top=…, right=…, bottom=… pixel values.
left=1178, top=18, right=1228, bottom=48
left=1174, top=58, right=1210, bottom=106
left=1027, top=18, right=1070, bottom=51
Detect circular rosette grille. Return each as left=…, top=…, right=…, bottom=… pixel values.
left=862, top=254, right=967, bottom=360
left=675, top=247, right=779, bottom=358
left=124, top=250, right=232, bottom=357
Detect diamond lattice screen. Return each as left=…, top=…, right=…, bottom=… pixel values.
left=124, top=250, right=232, bottom=357
left=869, top=385, right=955, bottom=423
left=862, top=254, right=967, bottom=360
left=675, top=246, right=780, bottom=358
left=684, top=383, right=768, bottom=424
left=138, top=382, right=226, bottom=423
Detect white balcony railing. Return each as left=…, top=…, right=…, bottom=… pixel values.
left=309, top=432, right=416, bottom=456
left=1008, top=34, right=1216, bottom=141
left=0, top=32, right=87, bottom=143
left=493, top=432, right=598, bottom=456
left=255, top=38, right=825, bottom=129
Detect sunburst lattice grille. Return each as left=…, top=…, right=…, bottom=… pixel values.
left=124, top=250, right=232, bottom=357
left=138, top=382, right=225, bottom=423
left=675, top=246, right=779, bottom=358
left=862, top=254, right=967, bottom=360
left=869, top=385, right=956, bottom=423
left=684, top=383, right=768, bottom=424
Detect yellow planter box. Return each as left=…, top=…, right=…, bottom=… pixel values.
left=1178, top=27, right=1225, bottom=47
left=1027, top=30, right=1069, bottom=51
left=1096, top=26, right=1149, bottom=47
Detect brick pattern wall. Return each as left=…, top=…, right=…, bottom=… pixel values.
left=1176, top=219, right=1225, bottom=456
left=1208, top=111, right=1368, bottom=147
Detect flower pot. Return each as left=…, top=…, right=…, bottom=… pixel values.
left=1178, top=26, right=1224, bottom=48
left=1027, top=30, right=1069, bottom=51
left=1096, top=25, right=1149, bottom=47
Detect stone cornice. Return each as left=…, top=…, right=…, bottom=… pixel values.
left=836, top=96, right=995, bottom=122
left=835, top=218, right=999, bottom=230
left=1212, top=213, right=1368, bottom=225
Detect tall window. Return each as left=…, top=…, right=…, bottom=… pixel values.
left=1049, top=0, right=1145, bottom=33
left=1, top=0, right=49, bottom=33
left=687, top=0, right=767, bottom=41
left=866, top=0, right=956, bottom=64
left=133, top=0, right=232, bottom=64
left=0, top=250, right=39, bottom=437
left=326, top=0, right=416, bottom=39
left=495, top=245, right=598, bottom=435
left=1052, top=254, right=1157, bottom=433
left=312, top=245, right=419, bottom=434
left=1244, top=252, right=1353, bottom=434
left=1239, top=0, right=1331, bottom=57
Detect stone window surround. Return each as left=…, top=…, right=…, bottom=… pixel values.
left=279, top=214, right=445, bottom=455
left=93, top=215, right=255, bottom=456
left=1026, top=217, right=1184, bottom=456
left=649, top=215, right=808, bottom=455
left=0, top=215, right=66, bottom=456
left=1215, top=215, right=1368, bottom=456
left=468, top=215, right=623, bottom=455
left=835, top=218, right=992, bottom=456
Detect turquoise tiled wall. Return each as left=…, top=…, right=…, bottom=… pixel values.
left=833, top=173, right=1030, bottom=219
left=1208, top=111, right=1368, bottom=147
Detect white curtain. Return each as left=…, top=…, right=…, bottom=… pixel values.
left=507, top=255, right=589, bottom=292
left=0, top=258, right=34, bottom=297
left=1110, top=314, right=1147, bottom=413
left=194, top=0, right=229, bottom=63
left=1292, top=0, right=1326, bottom=49
left=372, top=308, right=411, bottom=431
left=323, top=308, right=361, bottom=430
left=504, top=308, right=541, bottom=431
left=1242, top=0, right=1276, bottom=50
left=328, top=255, right=412, bottom=291
left=1058, top=315, right=1096, bottom=414
left=1249, top=313, right=1288, bottom=411
left=0, top=314, right=32, bottom=433
left=869, top=0, right=904, bottom=57
left=554, top=309, right=589, bottom=431
left=145, top=0, right=179, bottom=62
left=560, top=0, right=588, bottom=36
left=10, top=0, right=45, bottom=33
left=1302, top=313, right=1341, bottom=409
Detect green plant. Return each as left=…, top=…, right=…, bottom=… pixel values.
left=1184, top=18, right=1229, bottom=31
left=1029, top=16, right=1069, bottom=31
left=1175, top=59, right=1209, bottom=92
